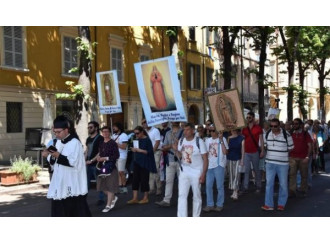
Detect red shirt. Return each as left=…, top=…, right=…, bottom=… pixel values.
left=290, top=131, right=312, bottom=158
left=242, top=125, right=263, bottom=153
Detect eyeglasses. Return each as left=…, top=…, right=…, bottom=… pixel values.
left=134, top=132, right=140, bottom=135
left=53, top=129, right=64, bottom=135
left=270, top=125, right=279, bottom=128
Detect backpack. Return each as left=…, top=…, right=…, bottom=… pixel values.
left=265, top=128, right=288, bottom=148
left=179, top=136, right=200, bottom=150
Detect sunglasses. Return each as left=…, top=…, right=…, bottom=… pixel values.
left=209, top=130, right=216, bottom=132
left=270, top=125, right=279, bottom=128
left=134, top=132, right=140, bottom=135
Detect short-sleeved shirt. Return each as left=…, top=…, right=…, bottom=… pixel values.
left=178, top=137, right=207, bottom=171
left=205, top=137, right=229, bottom=169
left=146, top=127, right=161, bottom=149
left=112, top=132, right=128, bottom=159
left=265, top=129, right=294, bottom=165
left=290, top=130, right=312, bottom=159
left=242, top=125, right=263, bottom=153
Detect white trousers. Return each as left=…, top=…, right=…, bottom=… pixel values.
left=177, top=165, right=202, bottom=217
left=163, top=161, right=181, bottom=203
left=149, top=150, right=162, bottom=193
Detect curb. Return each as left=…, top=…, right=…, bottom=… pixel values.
left=0, top=183, right=49, bottom=195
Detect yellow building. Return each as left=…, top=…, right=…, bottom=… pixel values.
left=0, top=26, right=218, bottom=161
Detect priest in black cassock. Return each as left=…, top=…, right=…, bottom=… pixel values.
left=43, top=115, right=91, bottom=217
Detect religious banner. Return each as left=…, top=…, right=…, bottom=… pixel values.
left=207, top=88, right=246, bottom=131
left=96, top=70, right=122, bottom=114
left=134, top=56, right=187, bottom=126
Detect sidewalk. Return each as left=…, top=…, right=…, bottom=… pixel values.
left=0, top=166, right=50, bottom=196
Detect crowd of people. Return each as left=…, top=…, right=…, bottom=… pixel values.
left=42, top=113, right=330, bottom=217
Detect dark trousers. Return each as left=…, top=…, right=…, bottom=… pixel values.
left=51, top=195, right=92, bottom=217
left=132, top=163, right=150, bottom=192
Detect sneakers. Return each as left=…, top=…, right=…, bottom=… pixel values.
left=110, top=196, right=118, bottom=209
left=202, top=206, right=213, bottom=212
left=155, top=200, right=170, bottom=207
left=261, top=205, right=274, bottom=211
left=138, top=198, right=149, bottom=204
left=277, top=205, right=285, bottom=211
left=127, top=199, right=139, bottom=204
left=212, top=206, right=223, bottom=212
left=102, top=206, right=111, bottom=213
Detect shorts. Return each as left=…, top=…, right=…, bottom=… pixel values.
left=117, top=158, right=127, bottom=172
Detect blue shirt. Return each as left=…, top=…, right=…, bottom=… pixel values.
left=227, top=135, right=244, bottom=161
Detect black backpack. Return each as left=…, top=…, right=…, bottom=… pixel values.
left=265, top=128, right=288, bottom=145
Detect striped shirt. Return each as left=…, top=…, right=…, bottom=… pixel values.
left=265, top=129, right=294, bottom=165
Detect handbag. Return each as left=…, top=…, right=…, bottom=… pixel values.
left=96, top=161, right=114, bottom=177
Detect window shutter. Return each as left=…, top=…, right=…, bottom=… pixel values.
left=189, top=63, right=194, bottom=89
left=196, top=65, right=201, bottom=90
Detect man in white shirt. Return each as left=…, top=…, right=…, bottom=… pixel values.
left=175, top=123, right=208, bottom=217
left=142, top=119, right=162, bottom=195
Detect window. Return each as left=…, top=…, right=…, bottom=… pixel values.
left=56, top=99, right=75, bottom=121
left=189, top=27, right=195, bottom=41
left=109, top=34, right=126, bottom=83
left=63, top=36, right=78, bottom=76
left=6, top=102, right=22, bottom=133
left=111, top=48, right=123, bottom=82
left=189, top=63, right=201, bottom=90
left=2, top=26, right=26, bottom=69
left=206, top=68, right=214, bottom=88
left=206, top=27, right=212, bottom=46
left=140, top=55, right=149, bottom=62
left=60, top=27, right=78, bottom=77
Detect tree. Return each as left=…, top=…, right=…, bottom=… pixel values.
left=56, top=27, right=95, bottom=148
left=296, top=27, right=317, bottom=119
left=273, top=26, right=301, bottom=121
left=243, top=27, right=276, bottom=125
left=309, top=27, right=330, bottom=120
left=75, top=26, right=94, bottom=147
left=221, top=27, right=240, bottom=90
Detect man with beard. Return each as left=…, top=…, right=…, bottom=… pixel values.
left=85, top=121, right=104, bottom=205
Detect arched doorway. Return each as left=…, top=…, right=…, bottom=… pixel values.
left=188, top=104, right=199, bottom=125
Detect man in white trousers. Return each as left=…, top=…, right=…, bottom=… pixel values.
left=175, top=123, right=208, bottom=217
left=155, top=122, right=183, bottom=207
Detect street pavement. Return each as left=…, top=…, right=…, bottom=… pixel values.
left=0, top=161, right=330, bottom=217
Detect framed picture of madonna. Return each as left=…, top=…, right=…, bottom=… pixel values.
left=207, top=88, right=246, bottom=132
